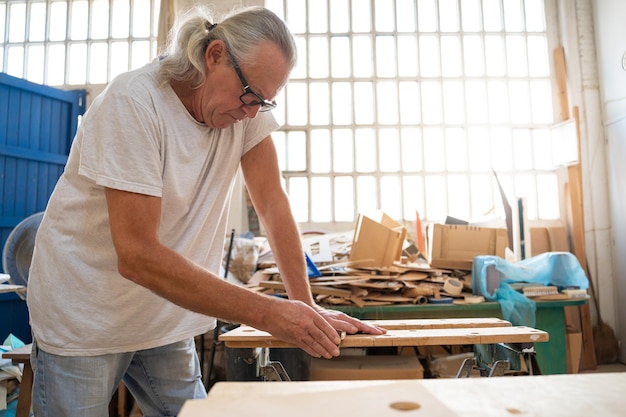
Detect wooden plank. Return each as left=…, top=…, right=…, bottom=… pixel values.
left=553, top=47, right=597, bottom=371
left=363, top=318, right=511, bottom=330
left=180, top=373, right=626, bottom=417
left=219, top=325, right=548, bottom=349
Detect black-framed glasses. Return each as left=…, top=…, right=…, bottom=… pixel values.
left=226, top=49, right=277, bottom=112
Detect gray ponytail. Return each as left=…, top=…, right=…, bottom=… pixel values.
left=158, top=6, right=296, bottom=88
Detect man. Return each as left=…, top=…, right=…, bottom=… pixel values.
left=27, top=5, right=383, bottom=416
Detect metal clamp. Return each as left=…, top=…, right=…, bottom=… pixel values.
left=255, top=347, right=292, bottom=381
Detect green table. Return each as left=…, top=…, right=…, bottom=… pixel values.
left=330, top=298, right=587, bottom=375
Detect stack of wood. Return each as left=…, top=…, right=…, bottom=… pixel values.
left=246, top=261, right=474, bottom=307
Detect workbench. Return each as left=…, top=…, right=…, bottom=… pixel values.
left=179, top=373, right=626, bottom=417
left=220, top=318, right=548, bottom=380
left=328, top=298, right=586, bottom=374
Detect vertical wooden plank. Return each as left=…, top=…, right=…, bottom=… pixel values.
left=553, top=47, right=597, bottom=371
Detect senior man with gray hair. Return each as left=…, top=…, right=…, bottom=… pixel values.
left=27, top=5, right=383, bottom=416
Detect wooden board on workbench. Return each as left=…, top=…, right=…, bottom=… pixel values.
left=219, top=325, right=548, bottom=349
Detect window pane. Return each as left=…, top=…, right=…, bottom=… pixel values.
left=488, top=80, right=509, bottom=123
left=309, top=36, right=329, bottom=78
left=460, top=0, right=482, bottom=32
left=68, top=43, right=87, bottom=85
left=380, top=176, right=402, bottom=219
left=401, top=127, right=422, bottom=172
left=334, top=177, right=355, bottom=222
left=49, top=1, right=68, bottom=42
left=8, top=2, right=26, bottom=42
left=89, top=42, right=108, bottom=84
left=419, top=35, right=440, bottom=77
left=110, top=41, right=129, bottom=80
left=47, top=44, right=66, bottom=85
left=131, top=40, right=150, bottom=70
left=379, top=128, right=400, bottom=172
left=396, top=0, right=416, bottom=32
left=528, top=35, right=549, bottom=76
left=417, top=0, right=437, bottom=32
left=448, top=174, right=470, bottom=219
left=438, top=0, right=459, bottom=32
left=308, top=0, right=327, bottom=33
left=425, top=175, right=446, bottom=220
left=423, top=128, right=445, bottom=172
left=504, top=0, right=524, bottom=32
left=513, top=129, right=533, bottom=170
left=133, top=0, right=151, bottom=37
left=286, top=0, right=306, bottom=33
left=468, top=127, right=490, bottom=172
left=463, top=35, right=485, bottom=76
left=506, top=35, right=528, bottom=77
left=330, top=0, right=349, bottom=33
left=441, top=36, right=461, bottom=77
left=30, top=2, right=47, bottom=42
left=288, top=177, right=309, bottom=222
left=351, top=0, right=371, bottom=32
left=91, top=0, right=110, bottom=39
left=485, top=35, right=506, bottom=76
left=333, top=129, right=354, bottom=173
left=509, top=80, right=531, bottom=123
left=465, top=80, right=488, bottom=123
left=287, top=82, right=308, bottom=125
left=442, top=81, right=464, bottom=124
left=352, top=36, right=373, bottom=77
left=525, top=0, right=546, bottom=32
left=309, top=82, right=330, bottom=125
left=421, top=81, right=442, bottom=124
left=397, top=35, right=418, bottom=76
left=0, top=4, right=5, bottom=43
left=374, top=0, right=395, bottom=32
left=354, top=82, right=374, bottom=124
left=26, top=45, right=44, bottom=84
left=311, top=177, right=332, bottom=222
left=537, top=174, right=559, bottom=219
left=377, top=81, right=398, bottom=125
left=356, top=176, right=378, bottom=215
left=355, top=128, right=376, bottom=172
left=112, top=0, right=130, bottom=38
left=530, top=80, right=553, bottom=123
left=7, top=46, right=24, bottom=78
left=376, top=36, right=396, bottom=77
left=402, top=175, right=423, bottom=221
left=69, top=1, right=88, bottom=40
left=399, top=81, right=421, bottom=125
left=332, top=82, right=352, bottom=125
left=331, top=37, right=351, bottom=78
left=483, top=0, right=503, bottom=32
left=311, top=129, right=331, bottom=173
left=285, top=131, right=307, bottom=171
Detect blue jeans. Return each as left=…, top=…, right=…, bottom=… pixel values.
left=31, top=337, right=207, bottom=417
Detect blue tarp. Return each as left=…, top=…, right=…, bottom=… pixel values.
left=472, top=252, right=588, bottom=326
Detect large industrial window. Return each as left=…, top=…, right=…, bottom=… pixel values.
left=266, top=0, right=561, bottom=232
left=0, top=0, right=160, bottom=86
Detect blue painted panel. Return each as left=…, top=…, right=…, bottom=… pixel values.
left=0, top=72, right=86, bottom=341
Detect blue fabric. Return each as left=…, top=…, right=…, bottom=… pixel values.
left=472, top=252, right=588, bottom=326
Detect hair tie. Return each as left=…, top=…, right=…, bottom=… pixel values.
left=206, top=22, right=218, bottom=32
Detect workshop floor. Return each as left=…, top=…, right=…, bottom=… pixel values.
left=582, top=362, right=626, bottom=373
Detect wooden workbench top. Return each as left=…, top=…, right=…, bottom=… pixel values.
left=180, top=373, right=626, bottom=417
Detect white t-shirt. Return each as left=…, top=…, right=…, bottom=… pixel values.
left=27, top=59, right=278, bottom=356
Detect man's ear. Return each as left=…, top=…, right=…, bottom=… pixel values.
left=205, top=40, right=226, bottom=71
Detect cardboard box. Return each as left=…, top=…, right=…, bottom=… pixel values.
left=428, top=224, right=508, bottom=270
left=349, top=212, right=407, bottom=268
left=311, top=355, right=424, bottom=380
left=530, top=226, right=569, bottom=256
